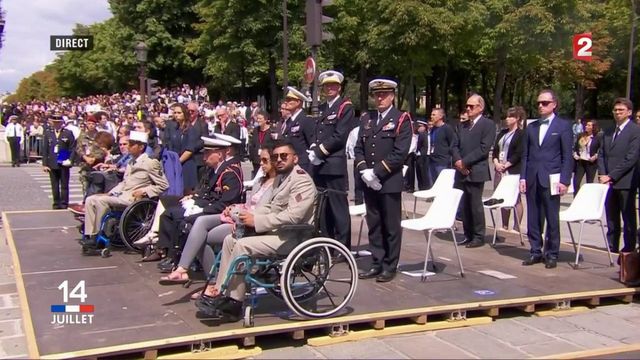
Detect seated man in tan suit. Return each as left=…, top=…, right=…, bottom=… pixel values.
left=80, top=131, right=169, bottom=247
left=195, top=140, right=316, bottom=323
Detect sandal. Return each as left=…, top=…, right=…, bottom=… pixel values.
left=190, top=286, right=218, bottom=300
left=159, top=269, right=190, bottom=285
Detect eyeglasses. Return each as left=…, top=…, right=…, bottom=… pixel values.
left=537, top=101, right=553, bottom=106
left=188, top=109, right=197, bottom=113
left=119, top=143, right=128, bottom=146
left=465, top=104, right=477, bottom=109
left=271, top=153, right=293, bottom=162
left=260, top=157, right=271, bottom=164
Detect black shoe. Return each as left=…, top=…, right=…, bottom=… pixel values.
left=522, top=256, right=543, bottom=266
left=195, top=293, right=225, bottom=311
left=358, top=267, right=382, bottom=279
left=196, top=296, right=242, bottom=322
left=79, top=236, right=96, bottom=248
left=456, top=238, right=471, bottom=246
left=483, top=198, right=504, bottom=206
left=157, top=258, right=175, bottom=273
left=545, top=258, right=557, bottom=269
left=465, top=239, right=485, bottom=248
left=376, top=270, right=396, bottom=282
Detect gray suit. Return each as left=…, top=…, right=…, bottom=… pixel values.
left=84, top=153, right=169, bottom=235
left=214, top=165, right=317, bottom=301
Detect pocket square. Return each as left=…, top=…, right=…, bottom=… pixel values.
left=551, top=132, right=559, bottom=135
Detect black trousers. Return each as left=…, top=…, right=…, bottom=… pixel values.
left=8, top=137, right=20, bottom=165
left=49, top=167, right=70, bottom=209
left=363, top=190, right=402, bottom=272
left=605, top=187, right=637, bottom=252
left=353, top=161, right=364, bottom=205
left=415, top=155, right=432, bottom=191
left=156, top=196, right=184, bottom=256
left=455, top=180, right=486, bottom=243
left=314, top=174, right=351, bottom=250
left=573, top=159, right=597, bottom=195
left=403, top=154, right=416, bottom=192
left=525, top=181, right=561, bottom=259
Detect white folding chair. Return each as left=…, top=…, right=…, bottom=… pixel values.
left=483, top=174, right=525, bottom=246
left=401, top=165, right=409, bottom=218
left=348, top=203, right=367, bottom=257
left=559, top=183, right=613, bottom=268
left=412, top=168, right=456, bottom=218
left=401, top=188, right=465, bottom=281
left=243, top=167, right=263, bottom=190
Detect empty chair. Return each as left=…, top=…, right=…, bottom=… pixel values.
left=243, top=167, right=264, bottom=190
left=348, top=203, right=367, bottom=256
left=483, top=174, right=524, bottom=246
left=559, top=183, right=613, bottom=268
left=401, top=188, right=465, bottom=280
left=412, top=168, right=456, bottom=218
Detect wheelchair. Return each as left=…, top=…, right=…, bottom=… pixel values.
left=208, top=188, right=359, bottom=327
left=74, top=198, right=158, bottom=257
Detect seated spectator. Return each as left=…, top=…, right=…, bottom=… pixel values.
left=195, top=140, right=316, bottom=323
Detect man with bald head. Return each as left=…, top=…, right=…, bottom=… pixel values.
left=452, top=94, right=496, bottom=248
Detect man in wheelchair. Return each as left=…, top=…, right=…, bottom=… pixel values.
left=196, top=140, right=317, bottom=323
left=79, top=131, right=169, bottom=248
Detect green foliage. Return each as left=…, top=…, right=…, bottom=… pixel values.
left=8, top=67, right=61, bottom=102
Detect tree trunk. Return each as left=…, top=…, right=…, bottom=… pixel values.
left=240, top=57, right=247, bottom=102
left=440, top=63, right=448, bottom=111
left=359, top=66, right=368, bottom=113
left=429, top=74, right=438, bottom=111
left=493, top=47, right=507, bottom=123
left=408, top=73, right=416, bottom=115
left=481, top=67, right=492, bottom=116
left=268, top=49, right=278, bottom=120
left=589, top=86, right=599, bottom=119
left=575, top=81, right=584, bottom=121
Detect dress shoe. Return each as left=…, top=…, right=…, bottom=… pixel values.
left=456, top=238, right=471, bottom=246
left=79, top=236, right=97, bottom=248
left=358, top=267, right=382, bottom=279
left=376, top=270, right=396, bottom=282
left=465, top=239, right=485, bottom=248
left=133, top=232, right=157, bottom=246
left=141, top=251, right=163, bottom=262
left=157, top=258, right=175, bottom=273
left=68, top=203, right=85, bottom=215
left=545, top=258, right=557, bottom=269
left=196, top=296, right=242, bottom=322
left=522, top=256, right=543, bottom=266
left=483, top=198, right=504, bottom=206
left=195, top=293, right=226, bottom=310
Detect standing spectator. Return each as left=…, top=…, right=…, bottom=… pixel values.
left=354, top=79, right=412, bottom=282
left=346, top=124, right=364, bottom=204
left=249, top=110, right=276, bottom=176
left=572, top=118, right=583, bottom=142
left=452, top=94, right=496, bottom=248
left=281, top=87, right=314, bottom=172
left=188, top=101, right=208, bottom=178
left=573, top=119, right=600, bottom=194
left=172, top=103, right=198, bottom=194
left=519, top=89, right=573, bottom=269
left=42, top=115, right=75, bottom=209
left=4, top=115, right=23, bottom=167
left=492, top=106, right=525, bottom=233
left=403, top=129, right=418, bottom=193
left=65, top=116, right=81, bottom=140
left=635, top=110, right=640, bottom=125
left=427, top=107, right=456, bottom=185
left=29, top=119, right=44, bottom=156
left=415, top=119, right=432, bottom=190
left=598, top=98, right=640, bottom=254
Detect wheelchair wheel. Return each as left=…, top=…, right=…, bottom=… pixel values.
left=281, top=238, right=358, bottom=319
left=118, top=198, right=157, bottom=253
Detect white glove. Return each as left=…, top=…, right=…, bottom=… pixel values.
left=360, top=169, right=382, bottom=190
left=307, top=150, right=323, bottom=165
left=184, top=205, right=203, bottom=217
left=370, top=178, right=382, bottom=191
left=61, top=159, right=72, bottom=167
left=181, top=199, right=195, bottom=210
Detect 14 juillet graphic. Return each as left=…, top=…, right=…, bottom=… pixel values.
left=50, top=280, right=94, bottom=325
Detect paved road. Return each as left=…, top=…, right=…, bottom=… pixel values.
left=0, top=162, right=637, bottom=359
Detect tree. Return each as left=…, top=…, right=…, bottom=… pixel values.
left=8, top=67, right=61, bottom=102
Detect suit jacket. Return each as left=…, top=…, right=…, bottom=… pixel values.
left=597, top=121, right=640, bottom=190
left=282, top=111, right=315, bottom=167
left=452, top=116, right=496, bottom=182
left=249, top=126, right=277, bottom=165
left=354, top=107, right=412, bottom=193
left=253, top=165, right=317, bottom=241
left=41, top=127, right=76, bottom=169
left=192, top=118, right=209, bottom=167
left=312, top=96, right=356, bottom=176
left=492, top=128, right=523, bottom=175
left=520, top=116, right=574, bottom=187
left=108, top=153, right=169, bottom=202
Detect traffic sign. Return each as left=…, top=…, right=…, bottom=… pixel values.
left=573, top=33, right=592, bottom=62
left=304, top=57, right=316, bottom=84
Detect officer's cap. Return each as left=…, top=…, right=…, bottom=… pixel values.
left=285, top=86, right=311, bottom=102
left=201, top=136, right=231, bottom=150
left=416, top=119, right=428, bottom=126
left=369, top=79, right=398, bottom=93
left=319, top=70, right=344, bottom=85
left=129, top=131, right=148, bottom=144
left=211, top=132, right=241, bottom=144
left=49, top=114, right=64, bottom=122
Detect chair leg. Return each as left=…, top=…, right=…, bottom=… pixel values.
left=566, top=222, right=577, bottom=255
left=422, top=230, right=433, bottom=281
left=355, top=216, right=365, bottom=251
left=413, top=198, right=417, bottom=219
left=402, top=193, right=408, bottom=219
left=451, top=227, right=464, bottom=277
left=574, top=222, right=585, bottom=268
left=428, top=242, right=437, bottom=272
left=489, top=209, right=497, bottom=246
left=512, top=207, right=524, bottom=245
left=599, top=220, right=614, bottom=266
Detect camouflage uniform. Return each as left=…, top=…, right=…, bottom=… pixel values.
left=75, top=130, right=103, bottom=196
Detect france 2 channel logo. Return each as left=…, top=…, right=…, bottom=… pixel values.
left=50, top=281, right=95, bottom=325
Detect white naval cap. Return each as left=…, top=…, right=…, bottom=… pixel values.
left=129, top=131, right=149, bottom=144
left=201, top=136, right=232, bottom=150
left=285, top=86, right=311, bottom=102
left=368, top=78, right=398, bottom=93
left=211, top=132, right=241, bottom=144
left=318, top=70, right=344, bottom=85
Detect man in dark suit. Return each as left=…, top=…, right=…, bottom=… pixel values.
left=188, top=102, right=209, bottom=178
left=354, top=79, right=412, bottom=282
left=598, top=97, right=640, bottom=254
left=214, top=106, right=241, bottom=155
left=310, top=70, right=356, bottom=250
left=452, top=94, right=496, bottom=248
left=520, top=89, right=573, bottom=269
left=281, top=87, right=314, bottom=173
left=41, top=114, right=76, bottom=209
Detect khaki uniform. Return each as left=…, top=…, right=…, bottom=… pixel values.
left=214, top=165, right=316, bottom=301
left=84, top=153, right=169, bottom=235
left=76, top=130, right=101, bottom=194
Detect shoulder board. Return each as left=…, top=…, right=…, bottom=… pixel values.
left=337, top=98, right=353, bottom=118
left=296, top=169, right=306, bottom=174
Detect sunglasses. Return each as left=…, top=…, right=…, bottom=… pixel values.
left=271, top=153, right=293, bottom=162
left=537, top=101, right=553, bottom=106
left=260, top=157, right=271, bottom=164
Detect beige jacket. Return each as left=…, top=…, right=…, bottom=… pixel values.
left=109, top=153, right=169, bottom=202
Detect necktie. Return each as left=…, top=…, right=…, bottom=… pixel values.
left=613, top=127, right=620, bottom=142
left=377, top=113, right=383, bottom=126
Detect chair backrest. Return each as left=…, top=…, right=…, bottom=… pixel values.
left=244, top=167, right=264, bottom=189
left=490, top=174, right=520, bottom=207
left=565, top=183, right=609, bottom=220
left=423, top=188, right=463, bottom=228
left=312, top=188, right=330, bottom=236
left=432, top=168, right=456, bottom=191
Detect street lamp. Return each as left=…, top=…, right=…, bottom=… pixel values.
left=134, top=41, right=148, bottom=105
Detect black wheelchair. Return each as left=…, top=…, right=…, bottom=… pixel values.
left=209, top=189, right=359, bottom=327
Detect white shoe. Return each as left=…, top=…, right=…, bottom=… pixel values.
left=133, top=233, right=157, bottom=246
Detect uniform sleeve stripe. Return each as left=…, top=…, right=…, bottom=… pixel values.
left=319, top=144, right=330, bottom=156
left=356, top=161, right=366, bottom=168
left=382, top=160, right=391, bottom=173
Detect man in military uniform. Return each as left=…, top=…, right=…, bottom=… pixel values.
left=281, top=87, right=314, bottom=172
left=80, top=131, right=169, bottom=247
left=42, top=114, right=76, bottom=209
left=75, top=115, right=100, bottom=197
left=152, top=137, right=243, bottom=266
left=196, top=140, right=317, bottom=323
left=354, top=79, right=412, bottom=282
left=309, top=70, right=356, bottom=251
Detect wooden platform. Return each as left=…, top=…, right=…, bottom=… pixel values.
left=2, top=210, right=638, bottom=359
